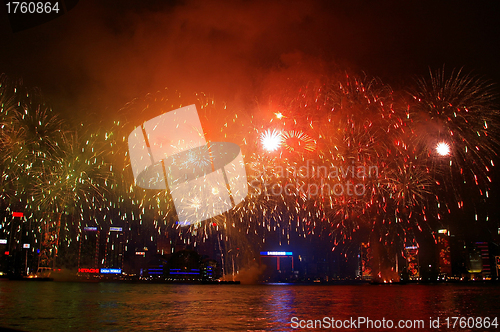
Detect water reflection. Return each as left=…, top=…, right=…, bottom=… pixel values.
left=266, top=286, right=296, bottom=329
left=0, top=281, right=499, bottom=331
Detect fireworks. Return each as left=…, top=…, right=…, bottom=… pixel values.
left=407, top=67, right=499, bottom=224
left=0, top=68, right=499, bottom=276
left=436, top=142, right=451, bottom=156
left=237, top=70, right=499, bottom=260
left=281, top=130, right=316, bottom=153
left=260, top=129, right=282, bottom=152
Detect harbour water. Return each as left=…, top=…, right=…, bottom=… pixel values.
left=0, top=281, right=499, bottom=331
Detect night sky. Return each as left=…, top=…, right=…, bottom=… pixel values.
left=2, top=0, right=500, bottom=121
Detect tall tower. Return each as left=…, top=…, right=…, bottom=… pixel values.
left=360, top=242, right=372, bottom=280
left=475, top=242, right=491, bottom=278
left=6, top=212, right=36, bottom=277
left=404, top=245, right=420, bottom=280
left=437, top=229, right=452, bottom=277
left=37, top=213, right=61, bottom=277
left=77, top=226, right=100, bottom=276
left=104, top=226, right=125, bottom=272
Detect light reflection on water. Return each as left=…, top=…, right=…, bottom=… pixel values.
left=0, top=281, right=499, bottom=331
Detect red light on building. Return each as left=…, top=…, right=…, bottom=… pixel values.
left=437, top=235, right=452, bottom=275
left=78, top=268, right=99, bottom=273
left=12, top=212, right=23, bottom=218
left=4, top=251, right=9, bottom=255
left=361, top=243, right=372, bottom=279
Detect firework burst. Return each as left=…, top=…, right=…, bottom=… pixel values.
left=1, top=67, right=499, bottom=278
left=408, top=67, right=499, bottom=218
left=260, top=129, right=282, bottom=152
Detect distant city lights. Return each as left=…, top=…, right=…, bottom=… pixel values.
left=100, top=268, right=122, bottom=274
left=78, top=268, right=99, bottom=273
left=260, top=251, right=293, bottom=256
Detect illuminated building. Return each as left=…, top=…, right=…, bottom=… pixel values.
left=37, top=213, right=61, bottom=277
left=260, top=251, right=294, bottom=270
left=77, top=226, right=100, bottom=278
left=467, top=247, right=483, bottom=275
left=167, top=250, right=203, bottom=281
left=475, top=242, right=491, bottom=278
left=2, top=212, right=37, bottom=278
left=144, top=256, right=167, bottom=279
left=259, top=251, right=294, bottom=282
left=103, top=226, right=125, bottom=272
left=464, top=242, right=493, bottom=280
left=437, top=229, right=452, bottom=276
left=201, top=259, right=219, bottom=280
left=495, top=256, right=500, bottom=278
left=404, top=246, right=420, bottom=280
left=361, top=243, right=372, bottom=280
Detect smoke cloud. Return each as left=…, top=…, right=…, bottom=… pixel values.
left=1, top=0, right=500, bottom=121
